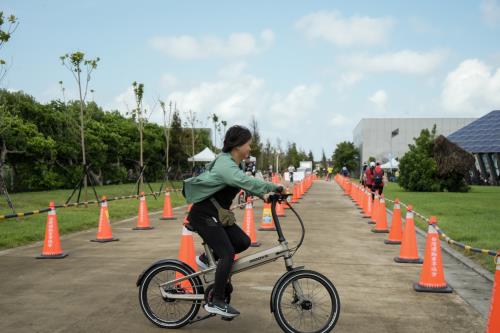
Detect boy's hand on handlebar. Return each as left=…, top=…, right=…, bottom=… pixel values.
left=263, top=192, right=274, bottom=203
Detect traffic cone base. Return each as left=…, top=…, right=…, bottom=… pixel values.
left=36, top=253, right=68, bottom=259
left=413, top=283, right=452, bottom=293
left=133, top=226, right=154, bottom=230
left=91, top=237, right=119, bottom=243
left=258, top=226, right=276, bottom=231
left=160, top=216, right=176, bottom=220
left=394, top=257, right=423, bottom=264
left=371, top=228, right=389, bottom=233
left=384, top=239, right=401, bottom=245
left=367, top=220, right=376, bottom=225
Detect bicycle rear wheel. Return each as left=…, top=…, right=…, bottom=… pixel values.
left=138, top=262, right=203, bottom=329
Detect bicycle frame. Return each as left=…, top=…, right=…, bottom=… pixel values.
left=159, top=197, right=297, bottom=301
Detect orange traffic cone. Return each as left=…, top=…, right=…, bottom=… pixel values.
left=259, top=202, right=276, bottom=231
left=413, top=216, right=452, bottom=293
left=160, top=192, right=176, bottom=220
left=178, top=225, right=197, bottom=271
left=363, top=191, right=372, bottom=218
left=183, top=203, right=193, bottom=225
left=242, top=198, right=260, bottom=247
left=385, top=199, right=403, bottom=244
left=176, top=225, right=197, bottom=292
left=291, top=184, right=299, bottom=204
left=133, top=192, right=154, bottom=230
left=344, top=180, right=351, bottom=196
left=384, top=198, right=403, bottom=245
left=91, top=196, right=119, bottom=242
left=276, top=200, right=286, bottom=217
left=368, top=194, right=379, bottom=225
left=37, top=201, right=68, bottom=259
left=394, top=205, right=423, bottom=264
left=487, top=250, right=500, bottom=333
left=372, top=195, right=389, bottom=233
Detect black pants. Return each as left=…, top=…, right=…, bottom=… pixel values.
left=189, top=214, right=250, bottom=300
left=371, top=185, right=383, bottom=199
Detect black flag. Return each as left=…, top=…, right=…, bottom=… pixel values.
left=391, top=128, right=399, bottom=137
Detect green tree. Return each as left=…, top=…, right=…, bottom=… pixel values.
left=0, top=12, right=18, bottom=83
left=249, top=116, right=262, bottom=168
left=60, top=51, right=99, bottom=201
left=398, top=126, right=440, bottom=192
left=332, top=141, right=359, bottom=174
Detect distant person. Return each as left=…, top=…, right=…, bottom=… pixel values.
left=365, top=162, right=375, bottom=198
left=288, top=165, right=295, bottom=183
left=360, top=162, right=368, bottom=186
left=327, top=166, right=333, bottom=181
left=341, top=166, right=349, bottom=177
left=371, top=161, right=385, bottom=197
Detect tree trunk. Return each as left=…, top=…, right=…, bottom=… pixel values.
left=77, top=71, right=88, bottom=204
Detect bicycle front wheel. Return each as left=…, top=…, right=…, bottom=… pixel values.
left=272, top=270, right=340, bottom=333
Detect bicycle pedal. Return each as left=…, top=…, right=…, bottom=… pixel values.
left=221, top=316, right=235, bottom=321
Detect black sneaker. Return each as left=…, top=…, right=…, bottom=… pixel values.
left=196, top=253, right=209, bottom=270
left=204, top=298, right=240, bottom=318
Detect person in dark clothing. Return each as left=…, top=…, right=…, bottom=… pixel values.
left=184, top=125, right=280, bottom=318
left=371, top=162, right=385, bottom=197
left=365, top=161, right=375, bottom=198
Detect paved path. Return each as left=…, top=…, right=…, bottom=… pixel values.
left=0, top=180, right=488, bottom=332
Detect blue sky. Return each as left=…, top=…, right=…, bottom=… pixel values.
left=2, top=0, right=500, bottom=158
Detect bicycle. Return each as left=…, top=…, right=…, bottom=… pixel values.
left=136, top=193, right=341, bottom=333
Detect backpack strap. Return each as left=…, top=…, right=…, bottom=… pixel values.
left=210, top=197, right=223, bottom=210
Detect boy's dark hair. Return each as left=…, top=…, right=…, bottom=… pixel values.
left=222, top=125, right=252, bottom=153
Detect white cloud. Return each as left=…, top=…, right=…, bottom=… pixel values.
left=269, top=84, right=322, bottom=128
left=334, top=72, right=364, bottom=91
left=330, top=114, right=348, bottom=127
left=160, top=74, right=178, bottom=89
left=109, top=86, right=155, bottom=118
left=160, top=64, right=322, bottom=134
left=481, top=0, right=500, bottom=26
left=339, top=49, right=448, bottom=75
left=295, top=11, right=393, bottom=47
left=166, top=69, right=266, bottom=122
left=150, top=29, right=274, bottom=59
left=441, top=59, right=500, bottom=115
left=217, top=61, right=248, bottom=78
left=369, top=90, right=388, bottom=110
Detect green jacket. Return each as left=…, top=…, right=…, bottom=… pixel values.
left=183, top=152, right=279, bottom=204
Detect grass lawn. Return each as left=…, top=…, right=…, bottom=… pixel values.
left=381, top=182, right=500, bottom=273
left=0, top=182, right=186, bottom=250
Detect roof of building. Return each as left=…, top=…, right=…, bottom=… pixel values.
left=447, top=110, right=500, bottom=153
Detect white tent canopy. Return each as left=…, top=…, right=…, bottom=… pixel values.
left=187, top=147, right=216, bottom=162
left=380, top=158, right=399, bottom=169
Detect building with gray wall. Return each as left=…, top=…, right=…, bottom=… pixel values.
left=353, top=117, right=476, bottom=164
